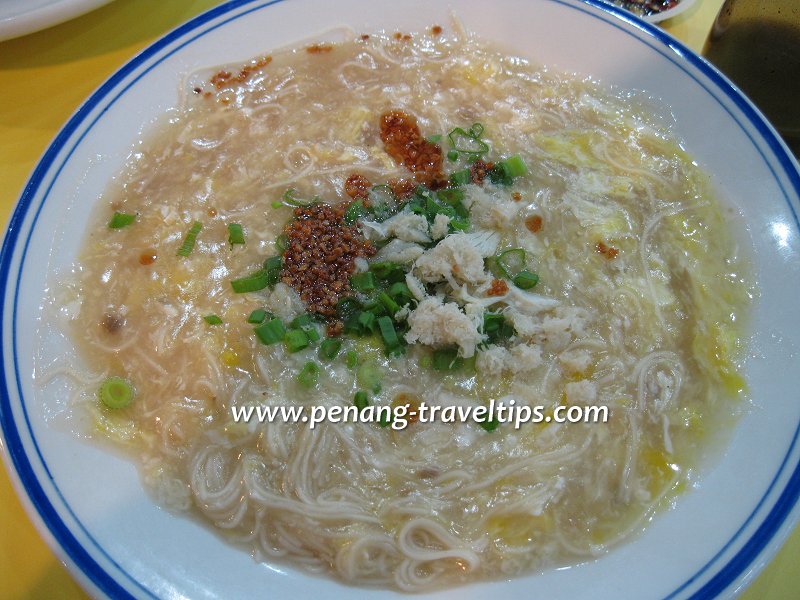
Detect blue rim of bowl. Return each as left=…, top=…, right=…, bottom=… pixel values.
left=1, top=0, right=799, bottom=598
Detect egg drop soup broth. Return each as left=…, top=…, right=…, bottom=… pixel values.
left=65, top=29, right=750, bottom=591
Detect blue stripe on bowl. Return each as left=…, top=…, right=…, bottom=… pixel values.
left=0, top=0, right=798, bottom=598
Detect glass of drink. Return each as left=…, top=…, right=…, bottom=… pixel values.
left=703, top=0, right=800, bottom=156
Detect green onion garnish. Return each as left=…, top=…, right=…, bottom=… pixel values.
left=108, top=212, right=136, bottom=229
left=319, top=337, right=343, bottom=360
left=436, top=188, right=465, bottom=205
left=284, top=329, right=309, bottom=353
left=502, top=155, right=528, bottom=178
left=482, top=312, right=515, bottom=344
left=227, top=223, right=245, bottom=245
left=370, top=261, right=405, bottom=283
left=177, top=221, right=203, bottom=257
left=98, top=376, right=135, bottom=409
left=275, top=234, right=288, bottom=252
left=447, top=123, right=489, bottom=160
left=450, top=168, right=471, bottom=186
left=351, top=271, right=376, bottom=292
left=296, top=361, right=320, bottom=387
left=426, top=134, right=442, bottom=144
left=336, top=297, right=363, bottom=319
left=479, top=416, right=500, bottom=432
left=377, top=316, right=399, bottom=348
left=247, top=309, right=269, bottom=324
left=291, top=313, right=313, bottom=328
left=263, top=256, right=282, bottom=287
left=282, top=188, right=317, bottom=207
left=345, top=350, right=359, bottom=369
left=357, top=311, right=376, bottom=333
left=203, top=314, right=223, bottom=325
left=378, top=292, right=400, bottom=316
left=449, top=217, right=470, bottom=232
left=231, top=270, right=269, bottom=293
left=354, top=390, right=370, bottom=411
left=344, top=199, right=368, bottom=225
left=431, top=347, right=463, bottom=371
left=388, top=282, right=413, bottom=305
left=254, top=318, right=286, bottom=345
left=447, top=150, right=459, bottom=162
left=495, top=248, right=527, bottom=279
left=513, top=270, right=539, bottom=290
left=357, top=359, right=383, bottom=393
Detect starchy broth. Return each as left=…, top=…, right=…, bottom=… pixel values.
left=63, top=28, right=751, bottom=590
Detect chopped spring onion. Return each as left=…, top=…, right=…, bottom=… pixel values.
left=436, top=188, right=465, bottom=205
left=345, top=350, right=359, bottom=369
left=282, top=188, right=318, bottom=207
left=447, top=150, right=459, bottom=162
left=203, top=314, right=223, bottom=325
left=254, top=318, right=286, bottom=345
left=264, top=256, right=282, bottom=287
left=357, top=311, right=376, bottom=333
left=431, top=347, right=463, bottom=371
left=450, top=168, right=471, bottom=186
left=227, top=223, right=245, bottom=245
left=108, top=212, right=136, bottom=229
left=513, top=270, right=539, bottom=290
left=304, top=326, right=321, bottom=343
left=495, top=248, right=527, bottom=279
left=351, top=271, right=376, bottom=292
left=284, top=329, right=310, bottom=353
left=98, top=376, right=135, bottom=409
left=488, top=156, right=528, bottom=185
left=377, top=316, right=399, bottom=348
left=291, top=313, right=313, bottom=328
left=344, top=199, right=368, bottom=225
left=247, top=309, right=269, bottom=324
left=231, top=270, right=269, bottom=293
left=449, top=218, right=470, bottom=232
left=296, top=361, right=320, bottom=387
left=483, top=312, right=515, bottom=344
left=354, top=390, right=370, bottom=411
left=275, top=233, right=288, bottom=252
left=378, top=292, right=400, bottom=316
left=271, top=200, right=283, bottom=209
left=479, top=416, right=500, bottom=432
left=337, top=296, right=363, bottom=318
left=357, top=359, right=383, bottom=393
left=319, top=337, right=343, bottom=360
left=177, top=221, right=203, bottom=257
left=447, top=123, right=489, bottom=160
left=370, top=261, right=405, bottom=283
left=388, top=282, right=412, bottom=305
left=502, top=155, right=528, bottom=178
left=426, top=134, right=442, bottom=144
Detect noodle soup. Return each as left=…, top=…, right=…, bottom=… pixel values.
left=62, top=27, right=751, bottom=590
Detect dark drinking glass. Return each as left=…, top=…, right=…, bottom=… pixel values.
left=703, top=0, right=800, bottom=156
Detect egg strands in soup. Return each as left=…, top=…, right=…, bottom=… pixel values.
left=54, top=26, right=751, bottom=591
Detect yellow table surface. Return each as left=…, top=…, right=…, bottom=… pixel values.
left=1, top=0, right=798, bottom=598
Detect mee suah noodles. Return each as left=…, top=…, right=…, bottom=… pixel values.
left=57, top=26, right=751, bottom=591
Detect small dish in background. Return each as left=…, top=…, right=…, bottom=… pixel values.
left=605, top=0, right=698, bottom=23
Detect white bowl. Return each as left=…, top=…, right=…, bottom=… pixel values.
left=2, top=1, right=800, bottom=598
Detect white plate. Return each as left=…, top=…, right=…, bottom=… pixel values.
left=0, top=0, right=115, bottom=41
left=2, top=1, right=800, bottom=599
